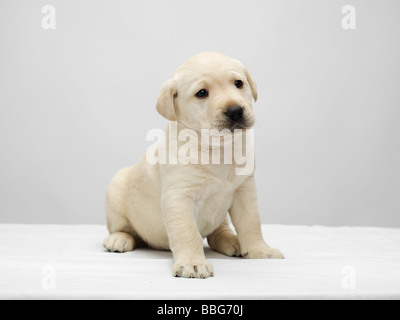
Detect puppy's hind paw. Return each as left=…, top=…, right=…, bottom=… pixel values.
left=245, top=248, right=284, bottom=259
left=103, top=232, right=135, bottom=253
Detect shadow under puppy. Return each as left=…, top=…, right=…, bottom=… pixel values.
left=103, top=52, right=284, bottom=278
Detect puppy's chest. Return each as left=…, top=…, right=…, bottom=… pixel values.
left=188, top=167, right=246, bottom=236
left=193, top=171, right=244, bottom=213
left=192, top=179, right=237, bottom=237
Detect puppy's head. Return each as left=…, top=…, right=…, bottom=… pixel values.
left=156, top=52, right=258, bottom=132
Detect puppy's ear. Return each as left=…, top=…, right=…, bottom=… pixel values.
left=156, top=78, right=177, bottom=121
left=244, top=68, right=258, bottom=102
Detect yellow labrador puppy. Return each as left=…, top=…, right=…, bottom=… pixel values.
left=103, top=52, right=284, bottom=278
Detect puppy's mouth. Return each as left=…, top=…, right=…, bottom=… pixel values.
left=228, top=121, right=248, bottom=131
left=211, top=119, right=253, bottom=132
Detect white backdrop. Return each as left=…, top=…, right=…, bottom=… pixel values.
left=0, top=0, right=399, bottom=227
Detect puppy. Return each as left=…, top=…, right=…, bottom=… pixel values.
left=103, top=52, right=284, bottom=278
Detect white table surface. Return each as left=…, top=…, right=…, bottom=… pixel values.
left=0, top=224, right=399, bottom=300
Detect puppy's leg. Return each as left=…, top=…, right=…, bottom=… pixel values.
left=103, top=167, right=140, bottom=253
left=207, top=217, right=240, bottom=257
left=163, top=196, right=214, bottom=278
left=229, top=176, right=284, bottom=259
left=104, top=210, right=140, bottom=252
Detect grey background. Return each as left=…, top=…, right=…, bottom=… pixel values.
left=0, top=0, right=399, bottom=227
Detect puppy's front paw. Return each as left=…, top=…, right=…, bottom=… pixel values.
left=173, top=259, right=214, bottom=279
left=243, top=243, right=284, bottom=259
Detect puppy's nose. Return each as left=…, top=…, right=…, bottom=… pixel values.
left=225, top=106, right=244, bottom=122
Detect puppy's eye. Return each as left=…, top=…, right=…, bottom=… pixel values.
left=195, top=89, right=209, bottom=98
left=235, top=80, right=244, bottom=88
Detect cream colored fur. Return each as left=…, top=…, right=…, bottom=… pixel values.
left=103, top=52, right=284, bottom=278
